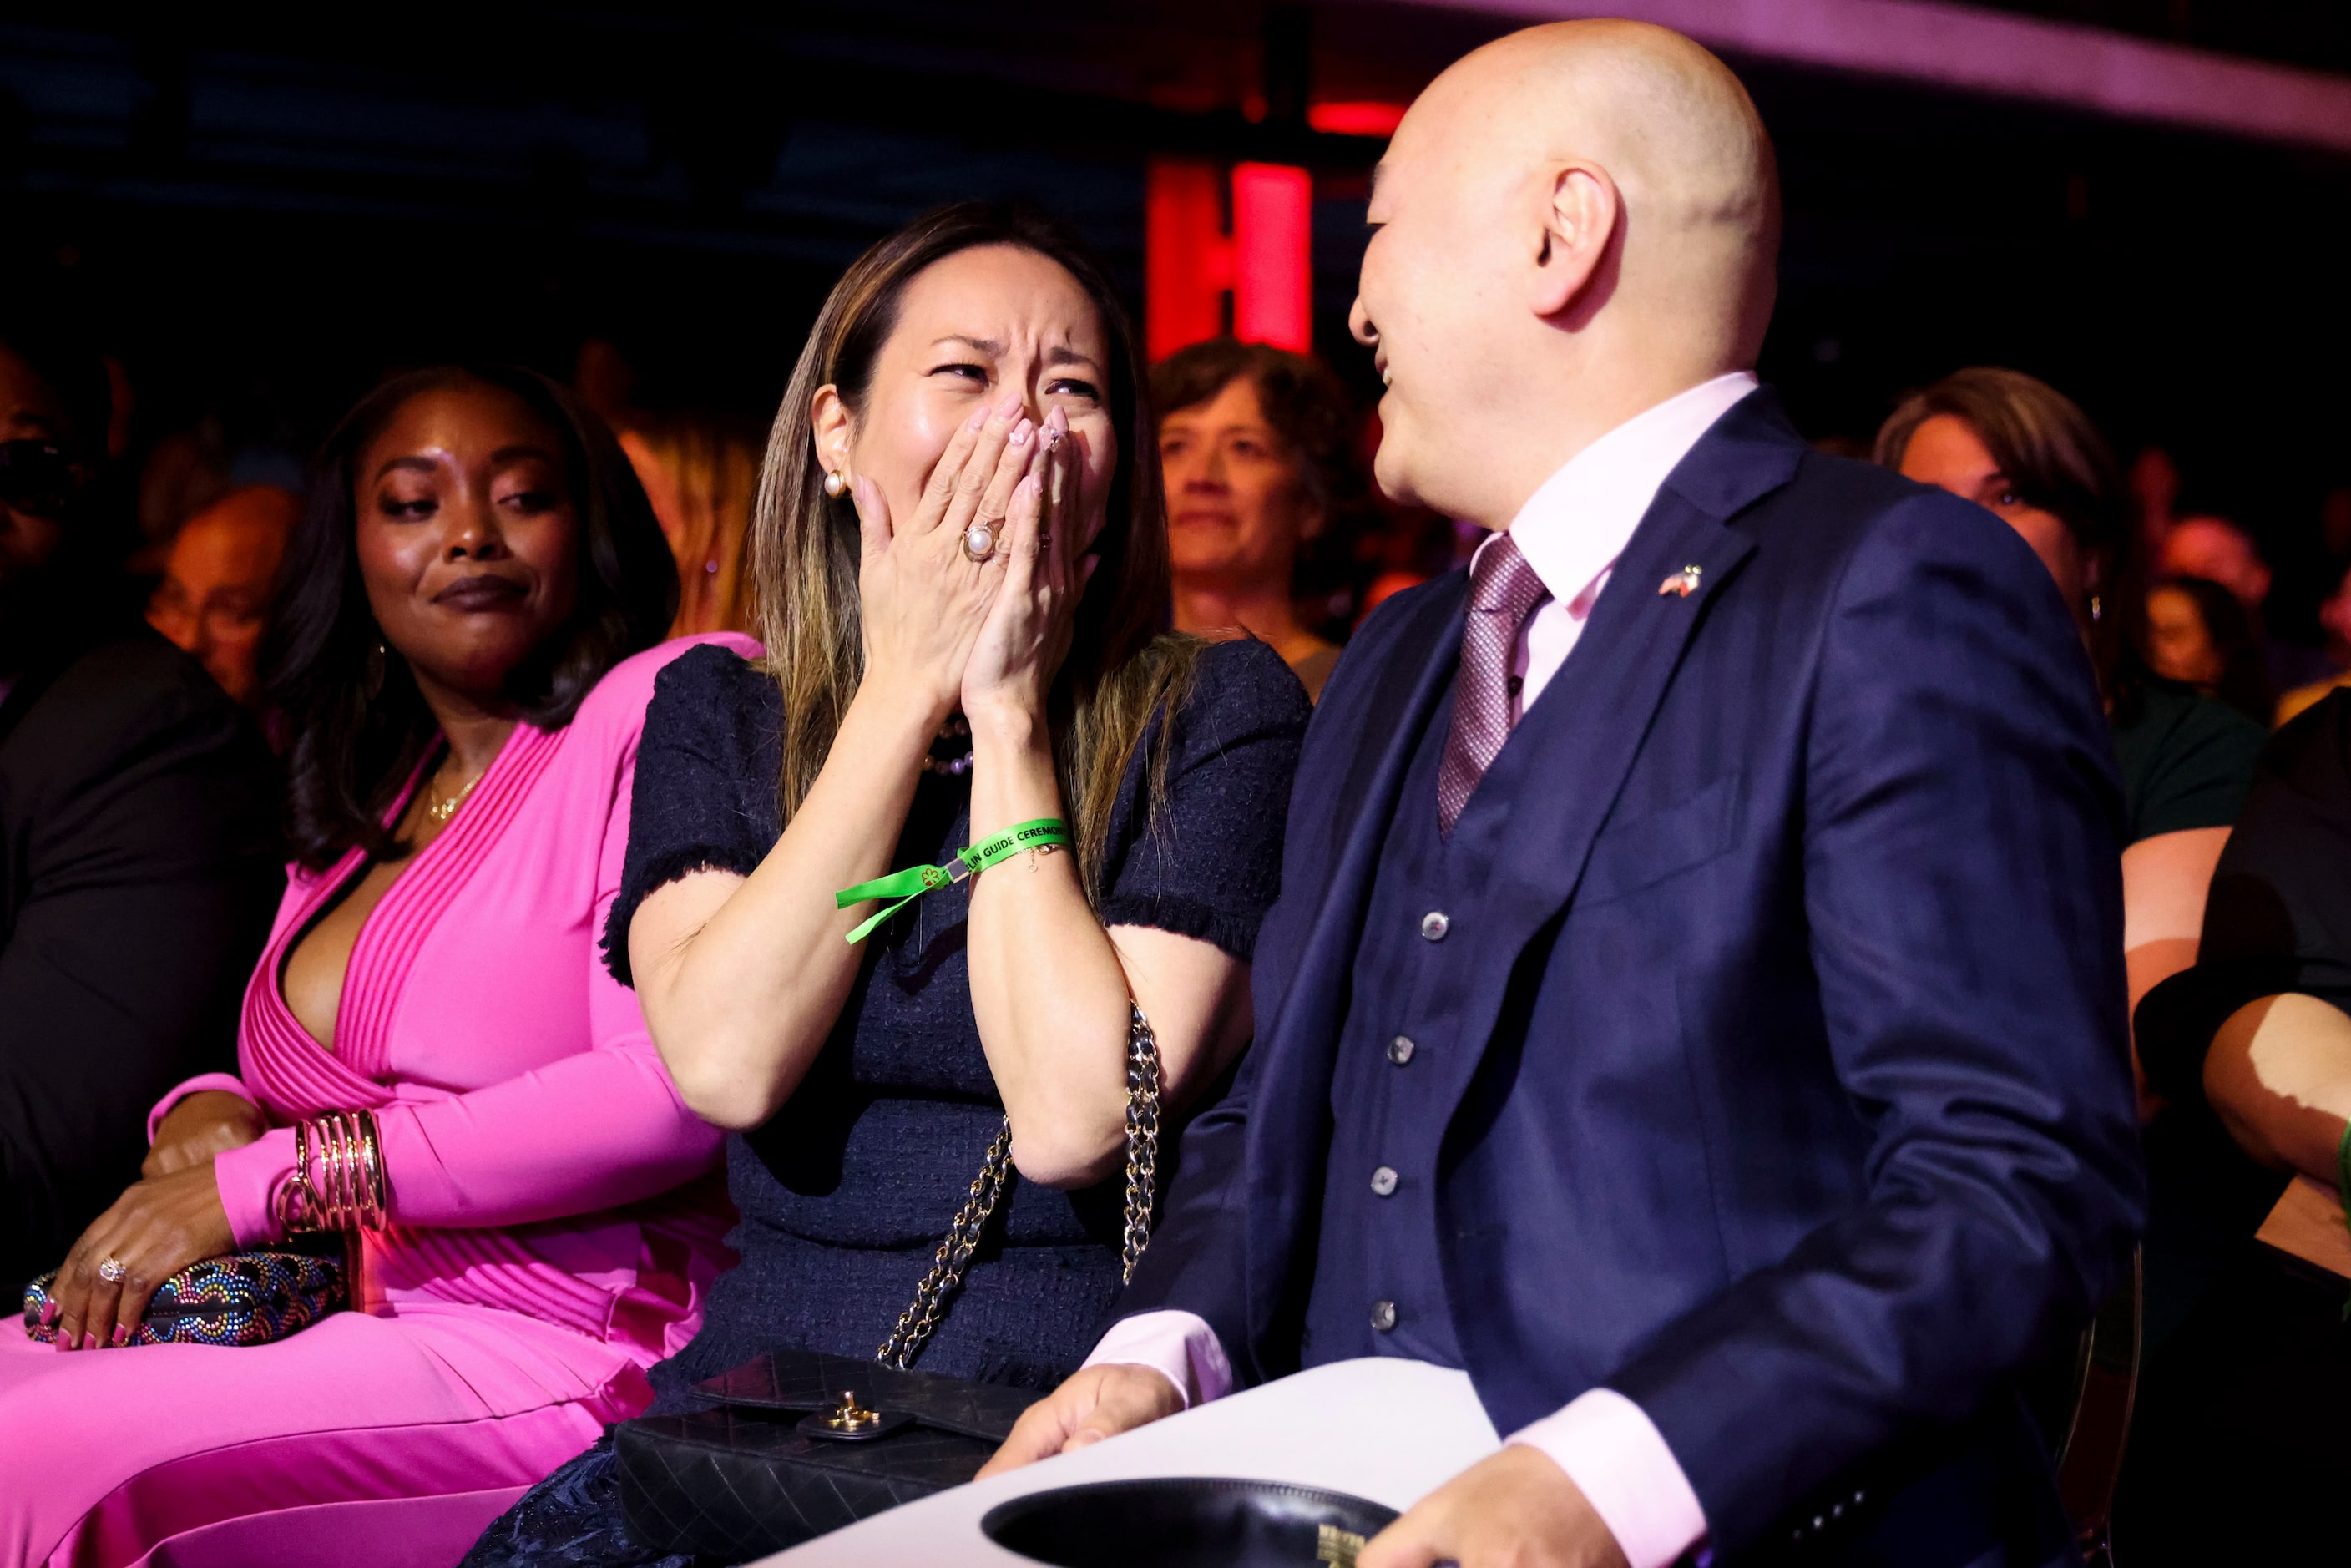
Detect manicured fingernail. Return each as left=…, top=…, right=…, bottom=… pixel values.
left=111, top=1324, right=129, bottom=1347
left=84, top=1331, right=100, bottom=1351
left=38, top=1302, right=55, bottom=1325
left=1044, top=405, right=1068, bottom=436
left=995, top=391, right=1024, bottom=418
left=1015, top=474, right=1042, bottom=501
left=966, top=407, right=989, bottom=432
left=1009, top=418, right=1033, bottom=448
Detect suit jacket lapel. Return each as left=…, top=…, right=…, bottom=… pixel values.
left=1441, top=391, right=1805, bottom=1084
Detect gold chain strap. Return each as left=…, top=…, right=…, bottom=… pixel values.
left=876, top=1002, right=1163, bottom=1368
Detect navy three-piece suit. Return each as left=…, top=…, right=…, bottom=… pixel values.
left=1115, top=391, right=2145, bottom=1564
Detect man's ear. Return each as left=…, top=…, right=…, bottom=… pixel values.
left=809, top=384, right=854, bottom=478
left=1528, top=163, right=1620, bottom=320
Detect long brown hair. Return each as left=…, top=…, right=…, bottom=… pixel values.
left=1875, top=367, right=2140, bottom=706
left=751, top=203, right=1200, bottom=893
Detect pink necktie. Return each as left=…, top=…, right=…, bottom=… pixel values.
left=1437, top=534, right=1551, bottom=837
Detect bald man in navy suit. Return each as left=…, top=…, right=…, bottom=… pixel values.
left=988, top=22, right=2141, bottom=1568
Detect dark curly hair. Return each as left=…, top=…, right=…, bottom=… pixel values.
left=263, top=364, right=677, bottom=871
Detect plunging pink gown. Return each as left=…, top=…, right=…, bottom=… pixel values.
left=0, top=633, right=756, bottom=1568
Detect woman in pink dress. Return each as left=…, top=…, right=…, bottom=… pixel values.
left=0, top=364, right=746, bottom=1566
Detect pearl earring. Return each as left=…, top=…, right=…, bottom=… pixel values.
left=823, top=470, right=849, bottom=499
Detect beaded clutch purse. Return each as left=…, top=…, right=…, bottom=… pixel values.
left=21, top=1247, right=346, bottom=1348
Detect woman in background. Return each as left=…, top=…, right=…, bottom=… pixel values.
left=1879, top=368, right=2265, bottom=1094
left=1881, top=367, right=2273, bottom=1378
left=1155, top=337, right=1360, bottom=700
left=2143, top=574, right=2273, bottom=726
left=469, top=204, right=1307, bottom=1566
left=0, top=364, right=744, bottom=1564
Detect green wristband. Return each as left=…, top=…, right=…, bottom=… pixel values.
left=2339, top=1122, right=2351, bottom=1323
left=834, top=817, right=1071, bottom=944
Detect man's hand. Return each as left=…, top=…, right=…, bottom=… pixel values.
left=976, top=1363, right=1187, bottom=1478
left=1361, top=1445, right=1631, bottom=1568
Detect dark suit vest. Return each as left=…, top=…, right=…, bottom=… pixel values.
left=1303, top=681, right=1472, bottom=1370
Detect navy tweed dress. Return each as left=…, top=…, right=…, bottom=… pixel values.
left=465, top=636, right=1309, bottom=1566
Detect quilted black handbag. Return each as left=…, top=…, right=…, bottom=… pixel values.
left=614, top=1005, right=1163, bottom=1560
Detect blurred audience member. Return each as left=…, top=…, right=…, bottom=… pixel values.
left=2128, top=443, right=2181, bottom=564
left=619, top=415, right=757, bottom=636
left=0, top=362, right=735, bottom=1563
left=1878, top=368, right=2265, bottom=1099
left=2144, top=574, right=2272, bottom=725
left=1154, top=337, right=1355, bottom=699
left=2159, top=514, right=2268, bottom=614
left=2320, top=483, right=2351, bottom=562
left=2276, top=560, right=2351, bottom=726
left=134, top=418, right=234, bottom=569
left=144, top=485, right=298, bottom=706
left=2160, top=515, right=2332, bottom=695
left=2120, top=694, right=2351, bottom=1560
left=0, top=318, right=282, bottom=1288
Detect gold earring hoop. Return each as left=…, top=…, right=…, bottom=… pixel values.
left=822, top=470, right=849, bottom=499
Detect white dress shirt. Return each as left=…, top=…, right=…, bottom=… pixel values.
left=1084, top=370, right=1760, bottom=1568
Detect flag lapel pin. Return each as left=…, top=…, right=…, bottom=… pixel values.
left=1658, top=564, right=1701, bottom=598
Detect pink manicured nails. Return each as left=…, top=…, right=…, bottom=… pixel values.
left=966, top=406, right=990, bottom=432
left=38, top=1300, right=56, bottom=1326
left=111, top=1323, right=129, bottom=1347
left=1009, top=418, right=1034, bottom=448
left=1041, top=405, right=1069, bottom=445
left=996, top=390, right=1024, bottom=419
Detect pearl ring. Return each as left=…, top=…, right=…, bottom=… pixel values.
left=962, top=523, right=996, bottom=563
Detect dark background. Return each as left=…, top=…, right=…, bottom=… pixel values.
left=7, top=3, right=2348, bottom=628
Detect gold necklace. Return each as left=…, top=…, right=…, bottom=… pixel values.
left=426, top=767, right=483, bottom=825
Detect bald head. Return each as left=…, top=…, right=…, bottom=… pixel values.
left=147, top=485, right=297, bottom=703
left=1352, top=21, right=1780, bottom=526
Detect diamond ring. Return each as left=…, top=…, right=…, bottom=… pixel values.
left=98, top=1257, right=128, bottom=1283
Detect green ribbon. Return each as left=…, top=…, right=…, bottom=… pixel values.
left=834, top=817, right=1071, bottom=944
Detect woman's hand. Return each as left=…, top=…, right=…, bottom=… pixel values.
left=48, top=1164, right=238, bottom=1351
left=856, top=390, right=1044, bottom=723
left=144, top=1090, right=268, bottom=1179
left=963, top=407, right=1094, bottom=723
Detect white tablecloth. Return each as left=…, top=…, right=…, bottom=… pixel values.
left=762, top=1358, right=1500, bottom=1566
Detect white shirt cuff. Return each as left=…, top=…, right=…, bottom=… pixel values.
left=1508, top=1388, right=1708, bottom=1568
left=1080, top=1310, right=1236, bottom=1410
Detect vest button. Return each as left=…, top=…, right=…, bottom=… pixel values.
left=1419, top=910, right=1449, bottom=942
left=1370, top=1166, right=1398, bottom=1196
left=1387, top=1035, right=1416, bottom=1065
left=1370, top=1300, right=1398, bottom=1333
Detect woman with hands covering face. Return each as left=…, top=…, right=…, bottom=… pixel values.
left=465, top=204, right=1309, bottom=1568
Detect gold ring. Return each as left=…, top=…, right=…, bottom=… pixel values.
left=962, top=523, right=996, bottom=563
left=98, top=1257, right=128, bottom=1283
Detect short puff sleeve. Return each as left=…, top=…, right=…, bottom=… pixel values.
left=1095, top=637, right=1312, bottom=962
left=603, top=643, right=786, bottom=988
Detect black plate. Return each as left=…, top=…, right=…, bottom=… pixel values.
left=982, top=1476, right=1399, bottom=1567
